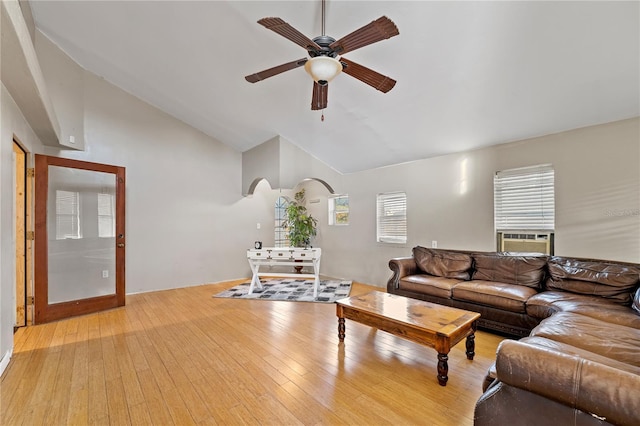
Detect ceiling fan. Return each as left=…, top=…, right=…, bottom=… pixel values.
left=244, top=0, right=399, bottom=111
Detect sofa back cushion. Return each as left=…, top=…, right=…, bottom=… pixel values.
left=413, top=246, right=472, bottom=280
left=546, top=257, right=640, bottom=305
left=472, top=253, right=546, bottom=289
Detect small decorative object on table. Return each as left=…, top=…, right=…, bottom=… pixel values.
left=254, top=241, right=262, bottom=249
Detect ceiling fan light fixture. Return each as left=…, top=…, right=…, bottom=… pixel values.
left=304, top=56, right=342, bottom=85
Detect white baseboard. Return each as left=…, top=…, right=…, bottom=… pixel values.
left=0, top=347, right=13, bottom=377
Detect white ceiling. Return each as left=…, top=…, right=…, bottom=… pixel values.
left=29, top=1, right=639, bottom=173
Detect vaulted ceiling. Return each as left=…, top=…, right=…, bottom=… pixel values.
left=29, top=1, right=639, bottom=173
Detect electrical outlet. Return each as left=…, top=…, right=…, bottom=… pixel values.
left=102, top=270, right=109, bottom=278
left=256, top=223, right=261, bottom=229
left=431, top=240, right=438, bottom=248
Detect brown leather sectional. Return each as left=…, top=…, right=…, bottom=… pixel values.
left=387, top=247, right=640, bottom=425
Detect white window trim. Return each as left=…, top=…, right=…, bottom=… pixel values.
left=274, top=196, right=290, bottom=248
left=328, top=194, right=349, bottom=226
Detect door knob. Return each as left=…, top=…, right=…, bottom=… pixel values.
left=117, top=243, right=125, bottom=248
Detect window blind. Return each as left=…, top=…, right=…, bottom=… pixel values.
left=494, top=164, right=555, bottom=231
left=56, top=190, right=81, bottom=239
left=377, top=192, right=407, bottom=243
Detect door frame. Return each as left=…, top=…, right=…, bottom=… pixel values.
left=34, top=154, right=126, bottom=323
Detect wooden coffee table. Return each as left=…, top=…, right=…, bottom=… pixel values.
left=336, top=291, right=480, bottom=386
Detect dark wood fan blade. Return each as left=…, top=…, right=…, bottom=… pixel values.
left=330, top=16, right=399, bottom=55
left=245, top=58, right=308, bottom=83
left=258, top=17, right=322, bottom=52
left=340, top=57, right=396, bottom=93
left=311, top=82, right=328, bottom=110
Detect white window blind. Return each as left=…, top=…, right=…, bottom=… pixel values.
left=377, top=192, right=407, bottom=244
left=494, top=164, right=555, bottom=231
left=56, top=190, right=81, bottom=239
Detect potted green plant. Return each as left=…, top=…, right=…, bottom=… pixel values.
left=284, top=189, right=318, bottom=249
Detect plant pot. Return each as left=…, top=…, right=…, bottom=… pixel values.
left=294, top=259, right=303, bottom=274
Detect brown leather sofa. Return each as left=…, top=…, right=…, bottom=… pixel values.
left=387, top=247, right=640, bottom=425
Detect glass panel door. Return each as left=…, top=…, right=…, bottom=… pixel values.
left=34, top=155, right=126, bottom=323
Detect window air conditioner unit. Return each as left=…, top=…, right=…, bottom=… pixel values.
left=498, top=231, right=553, bottom=255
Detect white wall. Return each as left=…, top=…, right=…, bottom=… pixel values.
left=304, top=118, right=640, bottom=287
left=494, top=119, right=640, bottom=260
left=0, top=83, right=46, bottom=374
left=35, top=32, right=277, bottom=294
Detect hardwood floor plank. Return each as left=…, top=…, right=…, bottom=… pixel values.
left=135, top=369, right=175, bottom=425
left=44, top=333, right=77, bottom=425
left=1, top=281, right=505, bottom=425
left=88, top=359, right=109, bottom=423
left=160, top=387, right=197, bottom=425
left=127, top=402, right=154, bottom=426
left=105, top=377, right=131, bottom=425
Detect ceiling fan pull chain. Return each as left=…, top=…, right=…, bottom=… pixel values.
left=321, top=110, right=325, bottom=122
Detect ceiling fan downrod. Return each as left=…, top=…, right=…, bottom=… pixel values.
left=321, top=0, right=326, bottom=36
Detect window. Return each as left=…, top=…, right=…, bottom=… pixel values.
left=98, top=193, right=116, bottom=238
left=329, top=195, right=349, bottom=225
left=274, top=196, right=289, bottom=247
left=376, top=192, right=407, bottom=244
left=494, top=164, right=555, bottom=231
left=55, top=190, right=81, bottom=239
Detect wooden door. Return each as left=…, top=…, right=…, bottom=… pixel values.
left=13, top=142, right=26, bottom=327
left=34, top=155, right=126, bottom=323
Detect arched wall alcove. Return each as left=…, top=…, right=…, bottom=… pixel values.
left=244, top=177, right=335, bottom=196
left=242, top=135, right=340, bottom=196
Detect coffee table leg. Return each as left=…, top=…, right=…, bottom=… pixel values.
left=437, top=353, right=448, bottom=386
left=338, top=317, right=345, bottom=342
left=466, top=321, right=477, bottom=360
left=466, top=335, right=476, bottom=360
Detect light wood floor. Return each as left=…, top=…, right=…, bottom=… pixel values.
left=1, top=281, right=505, bottom=425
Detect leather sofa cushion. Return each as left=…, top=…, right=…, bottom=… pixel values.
left=452, top=280, right=538, bottom=313
left=413, top=246, right=472, bottom=280
left=398, top=275, right=463, bottom=299
left=526, top=291, right=640, bottom=328
left=472, top=253, right=546, bottom=289
left=530, top=312, right=640, bottom=367
left=546, top=257, right=640, bottom=305
left=520, top=336, right=640, bottom=376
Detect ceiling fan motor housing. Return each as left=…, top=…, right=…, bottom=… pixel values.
left=309, top=35, right=338, bottom=58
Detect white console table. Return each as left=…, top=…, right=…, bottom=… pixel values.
left=246, top=247, right=322, bottom=297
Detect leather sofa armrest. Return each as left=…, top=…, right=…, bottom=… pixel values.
left=387, top=257, right=419, bottom=291
left=495, top=340, right=640, bottom=425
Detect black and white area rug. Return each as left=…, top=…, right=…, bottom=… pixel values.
left=213, top=278, right=352, bottom=303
